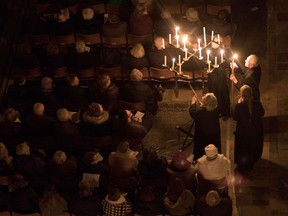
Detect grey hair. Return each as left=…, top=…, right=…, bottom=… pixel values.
left=202, top=93, right=218, bottom=111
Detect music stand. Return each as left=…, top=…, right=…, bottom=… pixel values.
left=176, top=120, right=195, bottom=150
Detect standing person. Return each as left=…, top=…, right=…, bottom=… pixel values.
left=189, top=93, right=221, bottom=160
left=230, top=54, right=261, bottom=101
left=232, top=85, right=265, bottom=172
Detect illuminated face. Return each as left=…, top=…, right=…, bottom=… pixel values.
left=245, top=56, right=254, bottom=69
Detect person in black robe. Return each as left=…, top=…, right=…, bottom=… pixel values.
left=232, top=85, right=264, bottom=171
left=189, top=93, right=221, bottom=160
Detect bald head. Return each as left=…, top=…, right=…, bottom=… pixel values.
left=245, top=54, right=259, bottom=69
left=33, top=103, right=45, bottom=116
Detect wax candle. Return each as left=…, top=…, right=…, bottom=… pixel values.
left=207, top=49, right=211, bottom=62
left=172, top=58, right=175, bottom=70
left=164, top=55, right=167, bottom=66
left=203, top=27, right=206, bottom=46
left=215, top=56, right=217, bottom=66
left=175, top=26, right=179, bottom=37
left=182, top=34, right=187, bottom=50
left=178, top=55, right=181, bottom=65
left=169, top=34, right=172, bottom=44
left=218, top=34, right=220, bottom=44
left=208, top=62, right=211, bottom=72
left=198, top=38, right=201, bottom=50
left=162, top=38, right=165, bottom=49
left=211, top=30, right=214, bottom=41
left=176, top=35, right=179, bottom=48
left=199, top=47, right=202, bottom=59
left=184, top=48, right=188, bottom=60
left=220, top=49, right=224, bottom=63
left=179, top=63, right=182, bottom=74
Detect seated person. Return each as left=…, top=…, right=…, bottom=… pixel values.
left=153, top=10, right=175, bottom=38
left=108, top=141, right=139, bottom=192
left=196, top=144, right=231, bottom=193
left=41, top=42, right=66, bottom=71
left=181, top=8, right=203, bottom=38
left=122, top=43, right=149, bottom=72
left=119, top=68, right=162, bottom=115
left=102, top=13, right=127, bottom=38
left=48, top=10, right=75, bottom=36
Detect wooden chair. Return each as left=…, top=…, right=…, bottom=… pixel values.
left=76, top=33, right=102, bottom=46
left=102, top=35, right=127, bottom=48
left=85, top=3, right=106, bottom=14
left=78, top=67, right=96, bottom=80
left=127, top=33, right=153, bottom=47
left=50, top=33, right=76, bottom=47
left=52, top=66, right=69, bottom=79
left=149, top=67, right=176, bottom=81
left=96, top=65, right=123, bottom=80
left=118, top=100, right=146, bottom=112
left=25, top=34, right=50, bottom=47
left=0, top=175, right=12, bottom=186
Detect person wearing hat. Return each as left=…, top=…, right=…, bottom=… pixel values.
left=196, top=144, right=231, bottom=193
left=166, top=151, right=197, bottom=193
left=164, top=178, right=196, bottom=216
left=189, top=93, right=221, bottom=160
left=153, top=9, right=175, bottom=38
left=195, top=190, right=233, bottom=216
left=180, top=8, right=203, bottom=38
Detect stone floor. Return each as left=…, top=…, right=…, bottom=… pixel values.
left=143, top=0, right=288, bottom=215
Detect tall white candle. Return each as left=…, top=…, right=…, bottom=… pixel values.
left=215, top=56, right=217, bottom=66
left=164, top=55, right=167, bottom=66
left=179, top=63, right=182, bottom=74
left=175, top=26, right=179, bottom=37
left=176, top=35, right=179, bottom=48
left=203, top=27, right=206, bottom=46
left=162, top=38, right=165, bottom=49
left=198, top=38, right=201, bottom=50
left=178, top=55, right=181, bottom=65
left=208, top=62, right=211, bottom=72
left=218, top=34, right=220, bottom=44
left=211, top=30, right=214, bottom=41
left=184, top=48, right=188, bottom=60
left=172, top=58, right=175, bottom=70
left=199, top=47, right=202, bottom=59
left=182, top=34, right=187, bottom=50
left=169, top=34, right=172, bottom=44
left=220, top=49, right=224, bottom=63
left=207, top=49, right=211, bottom=62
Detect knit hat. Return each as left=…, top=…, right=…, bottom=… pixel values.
left=186, top=8, right=199, bottom=22
left=41, top=77, right=53, bottom=92
left=171, top=151, right=191, bottom=171
left=206, top=190, right=221, bottom=207
left=205, top=144, right=218, bottom=160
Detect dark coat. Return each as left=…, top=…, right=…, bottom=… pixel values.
left=23, top=114, right=56, bottom=137
left=232, top=100, right=265, bottom=169
left=74, top=15, right=102, bottom=35
left=102, top=21, right=127, bottom=38
left=48, top=18, right=75, bottom=36
left=68, top=194, right=102, bottom=216
left=189, top=105, right=221, bottom=160
left=122, top=54, right=149, bottom=71
left=129, top=14, right=153, bottom=36
left=206, top=18, right=234, bottom=37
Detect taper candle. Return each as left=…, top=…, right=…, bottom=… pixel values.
left=162, top=38, right=165, bottom=49
left=211, top=30, right=214, bottom=41
left=198, top=38, right=201, bottom=50
left=172, top=58, right=175, bottom=70
left=218, top=34, right=220, bottom=44
left=169, top=34, right=172, bottom=44
left=207, top=49, right=211, bottom=62
left=203, top=27, right=206, bottom=46
left=220, top=49, right=224, bottom=63
left=164, top=55, right=167, bottom=66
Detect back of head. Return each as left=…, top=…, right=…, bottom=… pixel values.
left=161, top=10, right=171, bottom=19
left=56, top=108, right=69, bottom=122
left=186, top=8, right=199, bottom=22
left=46, top=42, right=59, bottom=55
left=87, top=102, right=103, bottom=117
left=16, top=142, right=30, bottom=156
left=142, top=146, right=158, bottom=161
left=206, top=190, right=221, bottom=207
left=240, top=85, right=253, bottom=101
left=82, top=8, right=94, bottom=20
left=130, top=43, right=145, bottom=58
left=107, top=188, right=121, bottom=201
left=75, top=40, right=87, bottom=53
left=41, top=76, right=53, bottom=93
left=117, top=140, right=130, bottom=153
left=52, top=150, right=67, bottom=165
left=204, top=144, right=218, bottom=161
left=134, top=3, right=147, bottom=16
left=202, top=93, right=218, bottom=111
left=3, top=107, right=20, bottom=123
left=33, top=102, right=45, bottom=116
left=66, top=73, right=78, bottom=86
left=130, top=68, right=144, bottom=81
left=97, top=74, right=111, bottom=90
left=108, top=13, right=119, bottom=24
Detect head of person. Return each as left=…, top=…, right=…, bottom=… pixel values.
left=217, top=9, right=230, bottom=22
left=52, top=150, right=67, bottom=165
left=0, top=143, right=9, bottom=160
left=75, top=40, right=88, bottom=53
left=16, top=142, right=30, bottom=156
left=82, top=8, right=94, bottom=20
left=55, top=12, right=69, bottom=22
left=206, top=190, right=221, bottom=207
left=97, top=74, right=111, bottom=90
left=33, top=102, right=45, bottom=116
left=3, top=107, right=20, bottom=123
left=108, top=13, right=119, bottom=24
left=118, top=109, right=133, bottom=123
left=79, top=181, right=94, bottom=198
left=117, top=140, right=130, bottom=153
left=204, top=144, right=218, bottom=161
left=186, top=8, right=200, bottom=23
left=107, top=188, right=121, bottom=201
left=46, top=42, right=59, bottom=55
left=130, top=68, right=143, bottom=81
left=167, top=178, right=185, bottom=202
left=202, top=93, right=218, bottom=111
left=161, top=10, right=171, bottom=20
left=133, top=3, right=148, bottom=17
left=130, top=43, right=145, bottom=58
left=41, top=184, right=59, bottom=203
left=171, top=151, right=191, bottom=171
left=56, top=108, right=69, bottom=122
left=153, top=36, right=164, bottom=50
left=245, top=54, right=259, bottom=69
left=41, top=76, right=53, bottom=93
left=87, top=102, right=104, bottom=117
left=66, top=74, right=79, bottom=86
left=240, top=85, right=253, bottom=101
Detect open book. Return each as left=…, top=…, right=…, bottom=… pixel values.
left=133, top=111, right=145, bottom=120
left=68, top=110, right=81, bottom=123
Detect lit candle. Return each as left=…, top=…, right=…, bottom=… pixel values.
left=211, top=30, right=214, bottom=42
left=175, top=26, right=179, bottom=37
left=199, top=47, right=202, bottom=59
left=220, top=49, right=224, bottom=63
left=207, top=49, right=211, bottom=62
left=178, top=55, right=181, bottom=65
left=208, top=61, right=211, bottom=72
left=198, top=38, right=201, bottom=50
left=182, top=34, right=187, bottom=50
left=179, top=63, right=182, bottom=74
left=172, top=58, right=175, bottom=70
left=164, top=55, right=167, bottom=66
left=215, top=56, right=218, bottom=66
left=176, top=35, right=179, bottom=48
left=203, top=27, right=206, bottom=46
left=218, top=34, right=220, bottom=44
left=184, top=48, right=188, bottom=60
left=162, top=38, right=165, bottom=49
left=169, top=34, right=172, bottom=44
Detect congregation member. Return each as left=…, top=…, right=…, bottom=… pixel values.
left=181, top=8, right=203, bottom=39
left=230, top=54, right=261, bottom=101
left=41, top=42, right=66, bottom=72
left=102, top=13, right=127, bottom=38
left=48, top=10, right=75, bottom=36
left=189, top=93, right=221, bottom=160
left=153, top=10, right=174, bottom=38
left=0, top=143, right=14, bottom=179
left=232, top=85, right=265, bottom=172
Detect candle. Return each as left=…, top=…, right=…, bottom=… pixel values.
left=172, top=58, right=175, bottom=70
left=164, top=55, right=167, bottom=66
left=207, top=49, right=211, bottom=62
left=215, top=56, right=217, bottom=66
left=218, top=34, right=220, bottom=44
left=169, top=34, right=172, bottom=44
left=175, top=26, right=179, bottom=37
left=199, top=47, right=202, bottom=59
left=178, top=55, right=181, bottom=65
left=198, top=38, right=201, bottom=50
left=176, top=35, right=179, bottom=48
left=182, top=34, right=188, bottom=50
left=162, top=38, right=165, bottom=49
left=211, top=30, right=214, bottom=42
left=220, top=49, right=224, bottom=63
left=179, top=63, right=182, bottom=74
left=208, top=61, right=211, bottom=72
left=184, top=48, right=188, bottom=60
left=203, top=27, right=206, bottom=46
